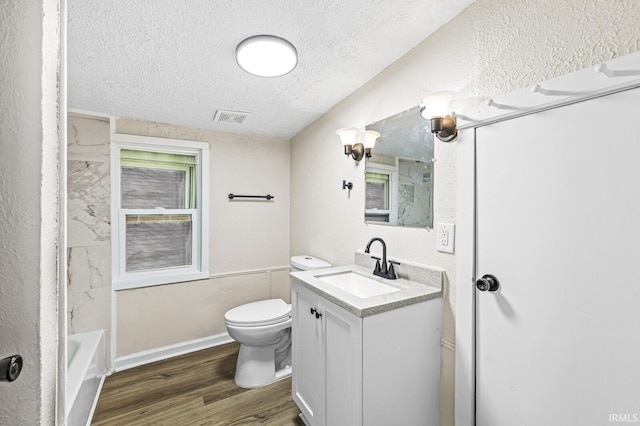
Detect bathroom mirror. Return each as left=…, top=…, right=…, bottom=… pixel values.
left=364, top=106, right=434, bottom=228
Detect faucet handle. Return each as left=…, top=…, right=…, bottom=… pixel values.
left=388, top=260, right=400, bottom=279
left=371, top=256, right=381, bottom=273
left=387, top=261, right=399, bottom=280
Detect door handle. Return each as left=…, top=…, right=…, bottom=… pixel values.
left=476, top=274, right=500, bottom=292
left=0, top=355, right=23, bottom=382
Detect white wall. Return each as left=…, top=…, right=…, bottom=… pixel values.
left=113, top=119, right=291, bottom=357
left=0, top=0, right=61, bottom=424
left=116, top=119, right=291, bottom=274
left=290, top=1, right=640, bottom=424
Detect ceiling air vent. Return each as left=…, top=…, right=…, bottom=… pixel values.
left=213, top=109, right=250, bottom=124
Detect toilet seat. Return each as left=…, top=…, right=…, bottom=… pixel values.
left=225, top=299, right=291, bottom=327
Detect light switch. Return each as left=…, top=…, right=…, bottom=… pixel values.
left=436, top=223, right=455, bottom=254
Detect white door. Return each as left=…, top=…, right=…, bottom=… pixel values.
left=476, top=87, right=640, bottom=425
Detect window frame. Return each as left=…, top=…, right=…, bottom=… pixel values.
left=364, top=162, right=398, bottom=225
left=111, top=133, right=210, bottom=290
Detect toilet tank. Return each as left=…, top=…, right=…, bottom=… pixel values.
left=290, top=255, right=331, bottom=272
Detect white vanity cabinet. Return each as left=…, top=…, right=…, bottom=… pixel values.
left=292, top=282, right=363, bottom=425
left=291, top=279, right=442, bottom=426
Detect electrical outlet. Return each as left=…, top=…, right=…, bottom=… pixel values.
left=439, top=227, right=449, bottom=246
left=437, top=223, right=455, bottom=254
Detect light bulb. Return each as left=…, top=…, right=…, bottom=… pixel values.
left=420, top=91, right=453, bottom=119
left=364, top=130, right=380, bottom=149
left=336, top=127, right=358, bottom=147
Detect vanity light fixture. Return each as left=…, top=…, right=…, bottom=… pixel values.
left=236, top=35, right=298, bottom=77
left=363, top=130, right=381, bottom=158
left=419, top=91, right=458, bottom=142
left=336, top=128, right=380, bottom=162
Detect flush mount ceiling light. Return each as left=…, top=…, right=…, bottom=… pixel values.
left=236, top=35, right=298, bottom=78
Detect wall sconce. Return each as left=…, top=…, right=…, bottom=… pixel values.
left=419, top=91, right=458, bottom=142
left=336, top=128, right=380, bottom=161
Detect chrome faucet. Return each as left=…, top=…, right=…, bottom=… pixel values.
left=364, top=237, right=398, bottom=280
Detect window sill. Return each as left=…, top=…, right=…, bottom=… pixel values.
left=113, top=270, right=210, bottom=291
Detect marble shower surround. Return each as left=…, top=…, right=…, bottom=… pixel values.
left=67, top=160, right=110, bottom=247
left=67, top=114, right=112, bottom=370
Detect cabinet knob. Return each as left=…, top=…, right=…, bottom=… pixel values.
left=310, top=307, right=317, bottom=315
left=315, top=311, right=322, bottom=319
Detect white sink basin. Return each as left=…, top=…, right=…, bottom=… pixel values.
left=317, top=271, right=400, bottom=298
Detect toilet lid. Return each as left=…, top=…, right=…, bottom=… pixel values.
left=225, top=299, right=291, bottom=327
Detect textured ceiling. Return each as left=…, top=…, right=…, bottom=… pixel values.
left=68, top=0, right=473, bottom=139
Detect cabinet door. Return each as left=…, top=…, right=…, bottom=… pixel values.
left=292, top=284, right=325, bottom=425
left=322, top=299, right=362, bottom=426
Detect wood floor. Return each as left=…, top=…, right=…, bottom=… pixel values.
left=92, top=342, right=304, bottom=426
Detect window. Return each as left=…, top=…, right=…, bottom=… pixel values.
left=365, top=172, right=390, bottom=222
left=364, top=164, right=398, bottom=225
left=111, top=134, right=209, bottom=289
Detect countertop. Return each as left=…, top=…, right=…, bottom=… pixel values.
left=290, top=264, right=442, bottom=317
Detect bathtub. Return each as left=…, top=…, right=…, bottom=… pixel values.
left=67, top=331, right=105, bottom=426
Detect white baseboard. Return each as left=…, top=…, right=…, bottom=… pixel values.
left=114, top=332, right=234, bottom=372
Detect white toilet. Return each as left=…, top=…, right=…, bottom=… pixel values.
left=224, top=255, right=331, bottom=388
